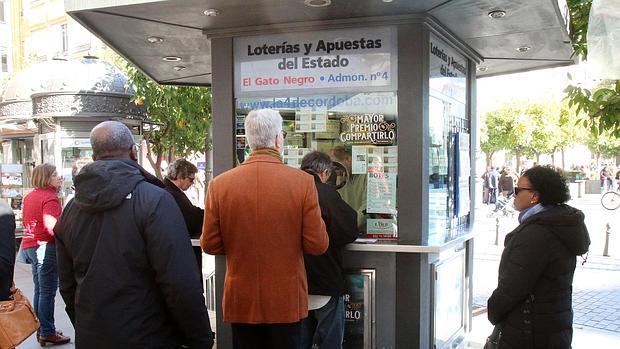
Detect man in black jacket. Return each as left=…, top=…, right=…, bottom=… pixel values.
left=0, top=199, right=15, bottom=301
left=54, top=121, right=214, bottom=349
left=299, top=151, right=358, bottom=349
left=164, top=159, right=204, bottom=270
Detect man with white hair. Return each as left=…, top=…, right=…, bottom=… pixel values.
left=55, top=120, right=214, bottom=348
left=202, top=109, right=329, bottom=349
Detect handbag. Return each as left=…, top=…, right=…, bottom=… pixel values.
left=0, top=284, right=40, bottom=349
left=483, top=324, right=502, bottom=349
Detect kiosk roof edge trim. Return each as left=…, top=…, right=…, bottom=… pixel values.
left=64, top=0, right=575, bottom=85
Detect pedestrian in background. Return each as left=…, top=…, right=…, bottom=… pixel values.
left=0, top=199, right=15, bottom=301
left=498, top=167, right=515, bottom=198
left=54, top=121, right=213, bottom=348
left=202, top=109, right=328, bottom=349
left=299, top=151, right=358, bottom=349
left=164, top=159, right=204, bottom=272
left=487, top=165, right=590, bottom=349
left=16, top=163, right=69, bottom=346
left=481, top=167, right=492, bottom=204
left=64, top=156, right=93, bottom=205
left=599, top=165, right=608, bottom=191
left=489, top=167, right=500, bottom=204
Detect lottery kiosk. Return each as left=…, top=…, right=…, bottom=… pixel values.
left=64, top=1, right=575, bottom=347
left=230, top=26, right=474, bottom=349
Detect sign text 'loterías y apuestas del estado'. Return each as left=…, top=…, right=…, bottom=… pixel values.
left=234, top=27, right=396, bottom=95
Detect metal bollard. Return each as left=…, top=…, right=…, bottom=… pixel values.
left=603, top=223, right=611, bottom=257
left=494, top=216, right=500, bottom=245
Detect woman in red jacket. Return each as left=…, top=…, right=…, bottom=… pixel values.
left=18, top=163, right=70, bottom=346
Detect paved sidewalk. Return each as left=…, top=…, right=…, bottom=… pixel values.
left=13, top=256, right=217, bottom=349
left=471, top=193, right=620, bottom=347
left=14, top=262, right=73, bottom=349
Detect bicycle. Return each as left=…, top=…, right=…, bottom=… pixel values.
left=601, top=188, right=620, bottom=210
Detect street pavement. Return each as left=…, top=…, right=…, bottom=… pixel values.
left=12, top=192, right=619, bottom=348
left=468, top=192, right=620, bottom=348
left=13, top=257, right=217, bottom=349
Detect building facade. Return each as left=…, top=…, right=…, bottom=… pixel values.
left=7, top=0, right=106, bottom=74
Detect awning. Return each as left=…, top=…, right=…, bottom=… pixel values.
left=65, top=0, right=575, bottom=85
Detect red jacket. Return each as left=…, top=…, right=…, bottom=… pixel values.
left=201, top=154, right=328, bottom=324
left=21, top=187, right=61, bottom=249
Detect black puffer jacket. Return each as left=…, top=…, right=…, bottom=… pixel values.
left=54, top=160, right=213, bottom=349
left=487, top=204, right=590, bottom=349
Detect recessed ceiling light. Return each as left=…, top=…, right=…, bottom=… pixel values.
left=162, top=56, right=182, bottom=62
left=382, top=0, right=394, bottom=3
left=477, top=66, right=488, bottom=72
left=488, top=10, right=506, bottom=19
left=304, top=0, right=332, bottom=8
left=147, top=36, right=164, bottom=44
left=173, top=66, right=186, bottom=71
left=516, top=45, right=531, bottom=52
left=203, top=8, right=220, bottom=16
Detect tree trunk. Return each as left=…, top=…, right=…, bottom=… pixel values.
left=145, top=141, right=164, bottom=180
left=167, top=147, right=175, bottom=165
left=551, top=152, right=556, bottom=166
left=536, top=153, right=540, bottom=164
left=561, top=149, right=565, bottom=169
left=486, top=152, right=493, bottom=168
left=515, top=150, right=521, bottom=173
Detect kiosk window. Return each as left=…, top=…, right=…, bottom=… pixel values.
left=236, top=92, right=397, bottom=239
left=428, top=35, right=470, bottom=245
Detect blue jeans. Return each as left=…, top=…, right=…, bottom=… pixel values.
left=301, top=296, right=345, bottom=349
left=19, top=243, right=58, bottom=336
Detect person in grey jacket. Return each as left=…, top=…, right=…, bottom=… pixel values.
left=0, top=199, right=15, bottom=301
left=54, top=121, right=214, bottom=349
left=487, top=165, right=590, bottom=349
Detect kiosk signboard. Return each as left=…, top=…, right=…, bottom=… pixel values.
left=234, top=27, right=397, bottom=95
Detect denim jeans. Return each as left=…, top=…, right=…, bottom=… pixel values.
left=301, top=295, right=345, bottom=349
left=19, top=243, right=58, bottom=336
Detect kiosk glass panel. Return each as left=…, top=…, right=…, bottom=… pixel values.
left=236, top=92, right=397, bottom=238
left=428, top=35, right=470, bottom=245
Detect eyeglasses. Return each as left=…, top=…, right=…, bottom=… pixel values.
left=514, top=187, right=534, bottom=195
left=281, top=130, right=288, bottom=139
left=187, top=176, right=196, bottom=183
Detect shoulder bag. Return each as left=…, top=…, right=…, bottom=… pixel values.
left=0, top=284, right=39, bottom=349
left=483, top=324, right=502, bottom=349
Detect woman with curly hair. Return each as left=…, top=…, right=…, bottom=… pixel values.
left=487, top=165, right=590, bottom=349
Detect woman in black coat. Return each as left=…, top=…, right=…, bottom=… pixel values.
left=0, top=199, right=16, bottom=301
left=487, top=166, right=590, bottom=349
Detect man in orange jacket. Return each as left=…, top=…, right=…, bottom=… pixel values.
left=202, top=108, right=329, bottom=349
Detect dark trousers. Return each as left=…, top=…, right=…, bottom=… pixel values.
left=231, top=321, right=302, bottom=349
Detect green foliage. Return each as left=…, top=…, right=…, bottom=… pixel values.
left=565, top=0, right=620, bottom=139
left=564, top=79, right=620, bottom=138
left=125, top=64, right=212, bottom=178
left=481, top=101, right=531, bottom=157
left=585, top=129, right=620, bottom=160
left=126, top=64, right=212, bottom=156
left=481, top=100, right=584, bottom=163
left=566, top=0, right=592, bottom=59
